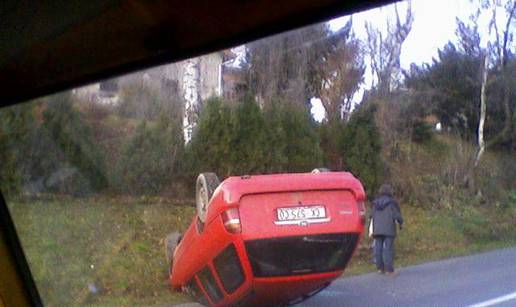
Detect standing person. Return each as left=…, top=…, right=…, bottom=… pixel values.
left=369, top=184, right=403, bottom=275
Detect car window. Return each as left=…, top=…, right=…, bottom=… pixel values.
left=1, top=0, right=515, bottom=306
left=245, top=233, right=358, bottom=277
left=185, top=278, right=209, bottom=306
left=213, top=243, right=245, bottom=293
left=197, top=266, right=224, bottom=303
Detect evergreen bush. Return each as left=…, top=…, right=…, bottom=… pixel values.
left=341, top=103, right=383, bottom=194
left=114, top=112, right=184, bottom=195
left=41, top=93, right=108, bottom=194
left=187, top=95, right=323, bottom=179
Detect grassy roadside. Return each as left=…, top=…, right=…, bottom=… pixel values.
left=8, top=196, right=194, bottom=306
left=345, top=205, right=516, bottom=276
left=7, top=196, right=516, bottom=306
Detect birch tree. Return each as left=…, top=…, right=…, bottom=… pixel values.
left=472, top=0, right=515, bottom=167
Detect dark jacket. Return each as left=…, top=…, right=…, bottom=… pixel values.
left=369, top=195, right=403, bottom=237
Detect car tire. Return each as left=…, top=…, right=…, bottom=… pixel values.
left=311, top=167, right=330, bottom=173
left=165, top=231, right=182, bottom=274
left=196, top=172, right=221, bottom=223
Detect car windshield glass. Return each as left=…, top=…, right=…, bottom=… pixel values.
left=185, top=279, right=209, bottom=306
left=1, top=0, right=515, bottom=306
left=213, top=243, right=245, bottom=293
left=245, top=233, right=359, bottom=277
left=197, top=267, right=224, bottom=303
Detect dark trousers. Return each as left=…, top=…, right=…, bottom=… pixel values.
left=374, top=235, right=395, bottom=273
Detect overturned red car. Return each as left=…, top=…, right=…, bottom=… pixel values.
left=166, top=170, right=366, bottom=306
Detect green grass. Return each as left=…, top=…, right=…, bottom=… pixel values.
left=8, top=195, right=516, bottom=306
left=9, top=196, right=194, bottom=306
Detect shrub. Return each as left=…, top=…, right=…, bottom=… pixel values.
left=411, top=120, right=433, bottom=143
left=42, top=93, right=108, bottom=193
left=78, top=100, right=113, bottom=121
left=0, top=102, right=35, bottom=196
left=264, top=100, right=322, bottom=172
left=2, top=93, right=109, bottom=196
left=341, top=103, right=383, bottom=194
left=187, top=95, right=323, bottom=179
left=114, top=112, right=184, bottom=195
left=319, top=120, right=345, bottom=170
left=185, top=97, right=235, bottom=178
left=229, top=95, right=268, bottom=174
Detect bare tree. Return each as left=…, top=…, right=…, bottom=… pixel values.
left=245, top=24, right=330, bottom=107
left=319, top=19, right=365, bottom=122
left=365, top=2, right=414, bottom=94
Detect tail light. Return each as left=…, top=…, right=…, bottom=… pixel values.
left=357, top=201, right=366, bottom=225
left=221, top=208, right=241, bottom=234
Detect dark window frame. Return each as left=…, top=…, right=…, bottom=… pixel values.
left=213, top=243, right=246, bottom=294
left=186, top=278, right=209, bottom=306
left=197, top=265, right=224, bottom=303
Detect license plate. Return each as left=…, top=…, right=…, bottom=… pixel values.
left=275, top=205, right=329, bottom=225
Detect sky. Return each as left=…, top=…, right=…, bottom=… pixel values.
left=223, top=0, right=509, bottom=122
left=311, top=0, right=482, bottom=122
left=329, top=0, right=474, bottom=70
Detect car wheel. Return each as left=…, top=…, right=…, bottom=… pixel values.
left=196, top=172, right=220, bottom=223
left=165, top=232, right=182, bottom=274
left=311, top=167, right=330, bottom=173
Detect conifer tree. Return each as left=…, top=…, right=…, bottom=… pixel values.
left=341, top=103, right=383, bottom=193
left=42, top=93, right=108, bottom=193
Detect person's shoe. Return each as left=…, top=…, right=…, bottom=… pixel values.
left=386, top=271, right=398, bottom=277
left=377, top=270, right=384, bottom=274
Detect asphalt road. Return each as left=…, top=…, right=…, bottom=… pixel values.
left=299, top=247, right=516, bottom=307
left=171, top=247, right=516, bottom=307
